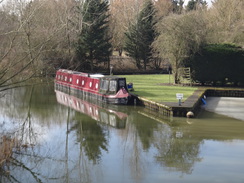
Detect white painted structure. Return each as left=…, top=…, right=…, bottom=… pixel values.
left=203, top=97, right=244, bottom=121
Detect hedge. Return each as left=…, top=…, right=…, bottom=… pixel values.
left=189, top=44, right=244, bottom=86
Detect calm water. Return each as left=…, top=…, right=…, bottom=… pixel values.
left=1, top=82, right=244, bottom=183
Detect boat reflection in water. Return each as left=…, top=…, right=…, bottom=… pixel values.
left=55, top=89, right=127, bottom=129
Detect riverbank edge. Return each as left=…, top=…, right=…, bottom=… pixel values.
left=136, top=88, right=244, bottom=118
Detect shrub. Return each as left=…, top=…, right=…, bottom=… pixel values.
left=189, top=44, right=244, bottom=86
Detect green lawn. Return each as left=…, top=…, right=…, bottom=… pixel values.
left=118, top=74, right=198, bottom=102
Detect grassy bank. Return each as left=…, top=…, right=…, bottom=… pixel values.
left=118, top=74, right=197, bottom=102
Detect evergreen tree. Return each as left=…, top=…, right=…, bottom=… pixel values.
left=76, top=0, right=112, bottom=72
left=124, top=0, right=157, bottom=70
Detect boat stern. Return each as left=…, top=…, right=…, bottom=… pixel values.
left=106, top=88, right=136, bottom=105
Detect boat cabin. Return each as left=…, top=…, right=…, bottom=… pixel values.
left=99, top=76, right=127, bottom=95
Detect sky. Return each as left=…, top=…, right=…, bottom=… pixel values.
left=184, top=0, right=213, bottom=7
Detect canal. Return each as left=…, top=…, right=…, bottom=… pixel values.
left=0, top=82, right=244, bottom=183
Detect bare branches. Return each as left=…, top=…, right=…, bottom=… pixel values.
left=154, top=11, right=207, bottom=83
left=0, top=0, right=73, bottom=91
left=206, top=0, right=244, bottom=45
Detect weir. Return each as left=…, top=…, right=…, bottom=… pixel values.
left=203, top=97, right=244, bottom=121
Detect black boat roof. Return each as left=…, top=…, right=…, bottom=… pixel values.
left=98, top=75, right=125, bottom=80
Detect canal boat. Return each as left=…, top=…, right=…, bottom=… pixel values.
left=55, top=69, right=133, bottom=105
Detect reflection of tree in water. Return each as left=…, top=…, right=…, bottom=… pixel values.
left=2, top=156, right=42, bottom=182
left=70, top=113, right=108, bottom=164
left=154, top=125, right=202, bottom=174
left=0, top=81, right=60, bottom=129
left=23, top=82, right=59, bottom=124
left=132, top=111, right=158, bottom=151
left=0, top=83, right=98, bottom=183
left=138, top=109, right=203, bottom=175
left=122, top=111, right=159, bottom=182
left=156, top=138, right=202, bottom=174
left=0, top=85, right=46, bottom=182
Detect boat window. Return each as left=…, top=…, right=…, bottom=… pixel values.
left=82, top=80, right=85, bottom=86
left=70, top=78, right=72, bottom=82
left=89, top=82, right=92, bottom=87
left=100, top=80, right=109, bottom=91
left=65, top=76, right=67, bottom=81
left=95, top=83, right=98, bottom=89
left=76, top=79, right=79, bottom=84
left=118, top=79, right=126, bottom=88
left=109, top=80, right=117, bottom=92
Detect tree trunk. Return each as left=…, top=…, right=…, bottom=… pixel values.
left=118, top=48, right=123, bottom=56
left=89, top=49, right=93, bottom=72
left=136, top=59, right=142, bottom=70
left=143, top=59, right=147, bottom=71
left=173, top=71, right=180, bottom=84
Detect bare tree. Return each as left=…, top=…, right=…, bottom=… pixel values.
left=0, top=0, right=80, bottom=92
left=153, top=11, right=207, bottom=83
left=109, top=0, right=144, bottom=56
left=154, top=0, right=174, bottom=18
left=0, top=0, right=37, bottom=92
left=206, top=0, right=244, bottom=47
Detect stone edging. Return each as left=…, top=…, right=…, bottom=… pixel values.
left=137, top=88, right=244, bottom=117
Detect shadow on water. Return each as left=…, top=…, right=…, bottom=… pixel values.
left=0, top=81, right=244, bottom=183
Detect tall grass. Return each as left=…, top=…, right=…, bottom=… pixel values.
left=119, top=74, right=197, bottom=102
